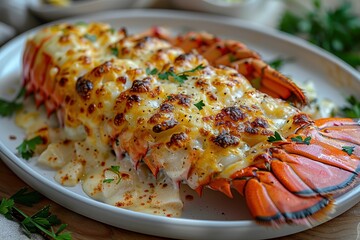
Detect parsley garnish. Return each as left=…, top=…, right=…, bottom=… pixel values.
left=103, top=179, right=114, bottom=184
left=110, top=47, right=118, bottom=56
left=342, top=146, right=355, bottom=155
left=291, top=136, right=312, bottom=145
left=0, top=188, right=71, bottom=239
left=75, top=21, right=87, bottom=26
left=194, top=100, right=205, bottom=110
left=251, top=77, right=262, bottom=90
left=158, top=64, right=205, bottom=83
left=105, top=165, right=122, bottom=184
left=146, top=67, right=159, bottom=75
left=228, top=54, right=237, bottom=63
left=278, top=0, right=360, bottom=68
left=267, top=131, right=282, bottom=142
left=340, top=95, right=360, bottom=118
left=16, top=136, right=43, bottom=160
left=10, top=188, right=43, bottom=207
left=84, top=34, right=96, bottom=42
left=267, top=57, right=293, bottom=70
left=0, top=87, right=25, bottom=117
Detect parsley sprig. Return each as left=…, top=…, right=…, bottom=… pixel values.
left=17, top=136, right=43, bottom=160
left=194, top=100, right=205, bottom=110
left=0, top=87, right=25, bottom=117
left=342, top=146, right=355, bottom=155
left=340, top=95, right=360, bottom=118
left=267, top=57, right=293, bottom=70
left=291, top=135, right=312, bottom=145
left=267, top=131, right=283, bottom=142
left=278, top=0, right=360, bottom=68
left=84, top=34, right=96, bottom=42
left=147, top=64, right=205, bottom=84
left=103, top=165, right=122, bottom=184
left=0, top=188, right=71, bottom=240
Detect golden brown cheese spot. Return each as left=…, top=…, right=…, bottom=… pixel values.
left=166, top=132, right=188, bottom=149
left=78, top=56, right=91, bottom=65
left=114, top=113, right=125, bottom=126
left=76, top=77, right=93, bottom=100
left=251, top=117, right=269, bottom=128
left=130, top=78, right=151, bottom=93
left=159, top=103, right=174, bottom=113
left=212, top=131, right=240, bottom=148
left=153, top=119, right=178, bottom=133
left=59, top=77, right=68, bottom=87
left=117, top=76, right=127, bottom=84
left=168, top=94, right=192, bottom=107
left=216, top=106, right=246, bottom=122
left=293, top=113, right=312, bottom=126
left=91, top=61, right=113, bottom=77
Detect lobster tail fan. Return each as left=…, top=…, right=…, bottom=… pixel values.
left=209, top=118, right=360, bottom=225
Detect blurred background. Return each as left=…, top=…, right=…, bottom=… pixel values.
left=0, top=0, right=359, bottom=69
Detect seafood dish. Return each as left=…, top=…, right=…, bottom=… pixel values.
left=16, top=22, right=359, bottom=225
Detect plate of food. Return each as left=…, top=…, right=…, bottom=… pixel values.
left=0, top=9, right=359, bottom=240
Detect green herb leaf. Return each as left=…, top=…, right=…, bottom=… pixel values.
left=342, top=146, right=355, bottom=155
left=158, top=72, right=170, bottom=80
left=103, top=179, right=114, bottom=183
left=157, top=64, right=205, bottom=83
left=1, top=189, right=72, bottom=239
left=16, top=136, right=43, bottom=160
left=0, top=87, right=25, bottom=117
left=181, top=64, right=205, bottom=74
left=267, top=57, right=293, bottom=70
left=110, top=165, right=120, bottom=174
left=109, top=165, right=121, bottom=184
left=0, top=198, right=14, bottom=219
left=267, top=131, right=282, bottom=142
left=10, top=188, right=43, bottom=207
left=194, top=100, right=205, bottom=110
left=251, top=77, right=262, bottom=90
left=278, top=1, right=360, bottom=68
left=110, top=47, right=118, bottom=56
left=228, top=54, right=237, bottom=63
left=146, top=67, right=159, bottom=75
left=341, top=95, right=360, bottom=118
left=84, top=34, right=97, bottom=42
left=291, top=135, right=312, bottom=145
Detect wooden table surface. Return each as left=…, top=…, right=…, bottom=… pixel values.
left=0, top=159, right=359, bottom=240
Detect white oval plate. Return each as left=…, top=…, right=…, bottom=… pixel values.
left=0, top=9, right=359, bottom=240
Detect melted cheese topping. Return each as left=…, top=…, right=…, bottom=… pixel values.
left=19, top=22, right=304, bottom=216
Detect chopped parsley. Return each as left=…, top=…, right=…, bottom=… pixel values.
left=146, top=67, right=159, bottom=75
left=103, top=179, right=114, bottom=184
left=104, top=165, right=122, bottom=184
left=278, top=0, right=360, bottom=69
left=0, top=188, right=71, bottom=239
left=16, top=136, right=43, bottom=160
left=110, top=47, right=118, bottom=56
left=228, top=54, right=237, bottom=63
left=267, top=131, right=282, bottom=142
left=0, top=87, right=25, bottom=117
left=158, top=64, right=205, bottom=84
left=267, top=57, right=293, bottom=70
left=291, top=135, right=312, bottom=145
left=340, top=95, right=360, bottom=118
left=84, top=34, right=97, bottom=42
left=194, top=100, right=205, bottom=110
left=75, top=21, right=87, bottom=26
left=342, top=146, right=355, bottom=155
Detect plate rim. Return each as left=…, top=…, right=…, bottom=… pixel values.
left=0, top=8, right=359, bottom=240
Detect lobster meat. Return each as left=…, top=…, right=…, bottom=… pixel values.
left=20, top=22, right=359, bottom=225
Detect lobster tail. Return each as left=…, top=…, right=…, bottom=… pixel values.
left=209, top=118, right=360, bottom=225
